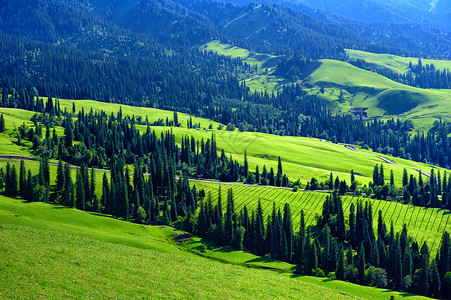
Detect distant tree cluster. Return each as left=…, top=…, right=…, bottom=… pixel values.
left=349, top=57, right=451, bottom=89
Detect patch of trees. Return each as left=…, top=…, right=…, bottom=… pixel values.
left=2, top=156, right=451, bottom=298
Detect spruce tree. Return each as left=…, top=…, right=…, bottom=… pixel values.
left=19, top=159, right=26, bottom=199
left=75, top=170, right=85, bottom=210
left=379, top=164, right=384, bottom=186
left=357, top=244, right=366, bottom=283
left=283, top=203, right=293, bottom=262
left=336, top=248, right=345, bottom=280
left=373, top=165, right=379, bottom=186
left=0, top=113, right=5, bottom=132
left=225, top=188, right=235, bottom=244
left=402, top=168, right=409, bottom=187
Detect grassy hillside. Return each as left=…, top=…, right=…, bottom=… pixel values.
left=200, top=40, right=279, bottom=69
left=191, top=180, right=451, bottom=254
left=201, top=40, right=451, bottom=130
left=200, top=40, right=290, bottom=93
left=0, top=196, right=430, bottom=299
left=56, top=99, right=221, bottom=130
left=304, top=59, right=451, bottom=129
left=346, top=49, right=451, bottom=74
left=149, top=125, right=448, bottom=186
left=2, top=103, right=447, bottom=187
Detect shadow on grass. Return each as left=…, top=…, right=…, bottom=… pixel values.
left=381, top=290, right=421, bottom=297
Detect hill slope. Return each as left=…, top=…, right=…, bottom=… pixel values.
left=0, top=196, right=430, bottom=299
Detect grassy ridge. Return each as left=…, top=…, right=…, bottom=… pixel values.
left=346, top=49, right=451, bottom=74
left=200, top=40, right=289, bottom=93
left=0, top=196, right=430, bottom=299
left=148, top=125, right=447, bottom=186
left=304, top=60, right=451, bottom=124
left=2, top=104, right=447, bottom=186
left=201, top=40, right=451, bottom=130
left=191, top=181, right=451, bottom=254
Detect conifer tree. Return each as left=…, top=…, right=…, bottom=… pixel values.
left=75, top=170, right=85, bottom=210
left=357, top=244, right=366, bottom=283
left=373, top=165, right=379, bottom=186
left=438, top=232, right=450, bottom=279
left=55, top=159, right=65, bottom=203
left=170, top=193, right=177, bottom=222
left=379, top=164, right=384, bottom=186
left=402, top=168, right=409, bottom=187
left=430, top=260, right=441, bottom=297
left=283, top=203, right=293, bottom=262
left=337, top=248, right=345, bottom=280
left=255, top=165, right=260, bottom=185
left=19, top=159, right=26, bottom=199
left=329, top=172, right=333, bottom=190
left=243, top=150, right=248, bottom=179
left=225, top=188, right=235, bottom=243
left=0, top=113, right=5, bottom=132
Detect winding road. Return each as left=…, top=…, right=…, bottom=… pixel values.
left=343, top=145, right=431, bottom=178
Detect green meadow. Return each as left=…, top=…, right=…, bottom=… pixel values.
left=201, top=40, right=451, bottom=131
left=200, top=40, right=289, bottom=93
left=2, top=104, right=448, bottom=187
left=346, top=49, right=451, bottom=74
left=303, top=59, right=451, bottom=129
left=0, top=196, right=431, bottom=299
left=148, top=125, right=447, bottom=186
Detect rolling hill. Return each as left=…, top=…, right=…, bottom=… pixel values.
left=0, top=195, right=432, bottom=299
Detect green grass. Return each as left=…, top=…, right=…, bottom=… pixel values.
left=0, top=107, right=66, bottom=156
left=200, top=41, right=451, bottom=130
left=304, top=59, right=451, bottom=130
left=0, top=159, right=110, bottom=197
left=191, top=180, right=451, bottom=255
left=148, top=125, right=448, bottom=187
left=346, top=49, right=451, bottom=74
left=200, top=40, right=279, bottom=69
left=0, top=196, right=430, bottom=299
left=56, top=99, right=222, bottom=130
left=200, top=40, right=290, bottom=93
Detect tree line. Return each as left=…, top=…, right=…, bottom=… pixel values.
left=3, top=158, right=450, bottom=298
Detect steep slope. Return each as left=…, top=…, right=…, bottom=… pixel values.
left=87, top=0, right=216, bottom=45
left=0, top=196, right=431, bottom=299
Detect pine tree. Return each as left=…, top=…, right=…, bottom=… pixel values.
left=336, top=248, right=345, bottom=280
left=329, top=172, right=333, bottom=190
left=283, top=203, right=293, bottom=262
left=75, top=170, right=85, bottom=210
left=19, top=159, right=26, bottom=199
left=438, top=232, right=450, bottom=279
left=390, top=170, right=395, bottom=186
left=90, top=167, right=96, bottom=207
left=243, top=149, right=249, bottom=179
left=225, top=188, right=235, bottom=244
left=379, top=164, right=384, bottom=186
left=373, top=165, right=379, bottom=186
left=0, top=113, right=5, bottom=132
left=255, top=165, right=260, bottom=185
left=336, top=193, right=345, bottom=242
left=357, top=244, right=366, bottom=283
left=430, top=260, right=441, bottom=297
left=402, top=168, right=409, bottom=187
left=170, top=193, right=177, bottom=222
left=55, top=159, right=65, bottom=203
